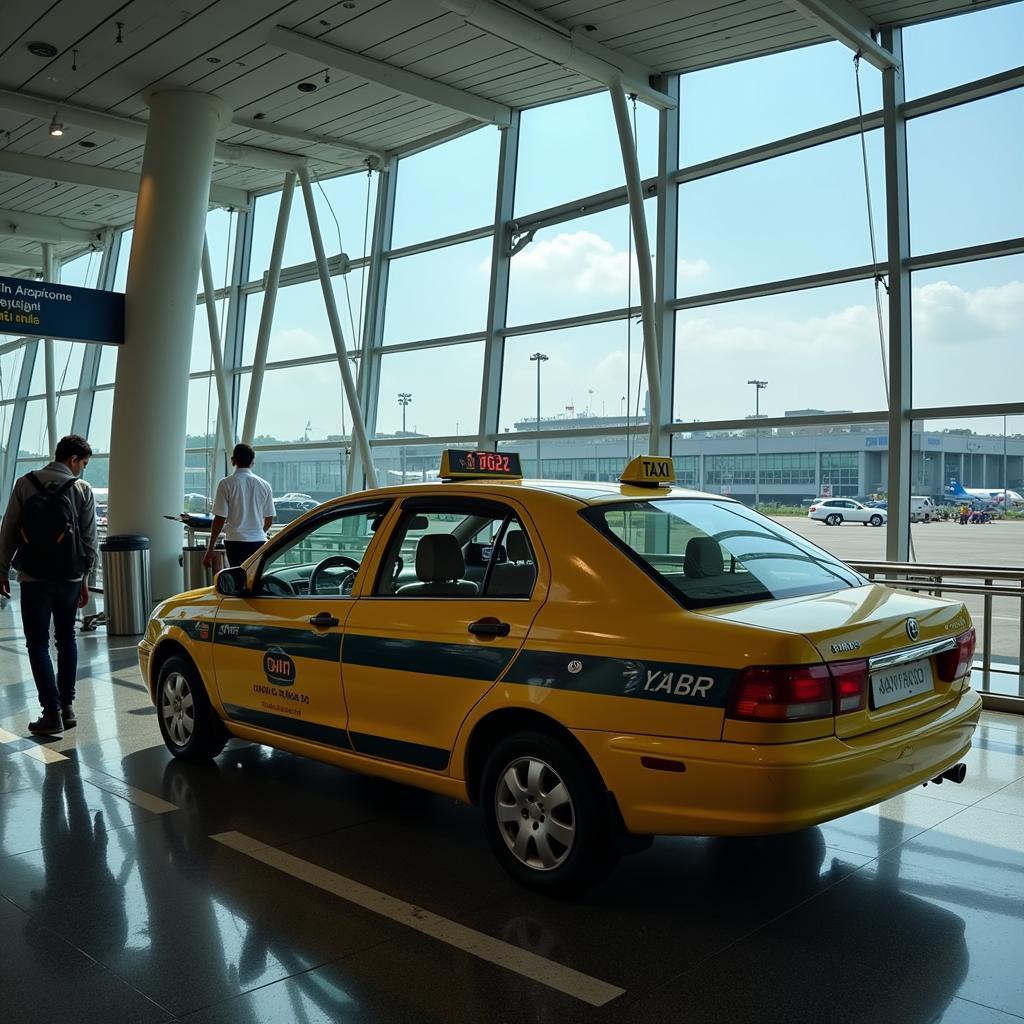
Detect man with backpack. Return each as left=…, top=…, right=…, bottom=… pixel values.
left=0, top=435, right=98, bottom=738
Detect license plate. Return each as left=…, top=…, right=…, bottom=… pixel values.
left=870, top=658, right=934, bottom=709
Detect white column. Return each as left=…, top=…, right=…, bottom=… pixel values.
left=108, top=90, right=230, bottom=601
left=881, top=30, right=911, bottom=561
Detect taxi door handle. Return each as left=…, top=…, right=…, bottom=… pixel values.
left=468, top=618, right=510, bottom=638
left=309, top=612, right=339, bottom=628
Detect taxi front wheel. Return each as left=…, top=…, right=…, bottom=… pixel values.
left=157, top=655, right=227, bottom=762
left=481, top=732, right=618, bottom=896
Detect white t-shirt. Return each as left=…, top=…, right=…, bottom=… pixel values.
left=212, top=468, right=275, bottom=542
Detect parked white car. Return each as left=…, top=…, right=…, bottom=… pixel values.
left=808, top=498, right=887, bottom=526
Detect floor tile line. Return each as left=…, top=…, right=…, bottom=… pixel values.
left=21, top=743, right=69, bottom=764
left=213, top=830, right=625, bottom=1008
left=79, top=769, right=179, bottom=815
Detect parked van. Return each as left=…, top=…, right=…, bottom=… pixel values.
left=910, top=495, right=936, bottom=522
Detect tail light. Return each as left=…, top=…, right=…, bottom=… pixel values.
left=809, top=506, right=818, bottom=512
left=728, top=659, right=868, bottom=722
left=936, top=628, right=976, bottom=682
left=830, top=659, right=869, bottom=712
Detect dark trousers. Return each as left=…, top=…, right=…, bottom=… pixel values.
left=20, top=580, right=80, bottom=711
left=224, top=541, right=264, bottom=567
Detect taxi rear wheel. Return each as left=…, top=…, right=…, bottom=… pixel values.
left=157, top=655, right=227, bottom=762
left=482, top=731, right=618, bottom=896
left=825, top=513, right=843, bottom=526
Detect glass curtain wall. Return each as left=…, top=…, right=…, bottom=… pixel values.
left=68, top=3, right=1022, bottom=549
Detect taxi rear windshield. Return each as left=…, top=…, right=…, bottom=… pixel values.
left=585, top=499, right=865, bottom=609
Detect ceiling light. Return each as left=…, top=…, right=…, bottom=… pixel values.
left=27, top=41, right=58, bottom=58
left=49, top=114, right=64, bottom=137
left=297, top=82, right=317, bottom=93
left=78, top=139, right=97, bottom=148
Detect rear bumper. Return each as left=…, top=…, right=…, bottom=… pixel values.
left=575, top=689, right=982, bottom=836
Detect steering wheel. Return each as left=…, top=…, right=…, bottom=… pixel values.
left=308, top=555, right=361, bottom=596
left=260, top=575, right=294, bottom=597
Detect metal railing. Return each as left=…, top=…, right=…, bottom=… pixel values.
left=850, top=560, right=1024, bottom=708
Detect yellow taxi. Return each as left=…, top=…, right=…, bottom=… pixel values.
left=140, top=451, right=981, bottom=893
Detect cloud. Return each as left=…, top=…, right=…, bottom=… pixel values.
left=503, top=230, right=709, bottom=297
left=913, top=279, right=1024, bottom=346
left=269, top=327, right=331, bottom=359
left=678, top=302, right=878, bottom=355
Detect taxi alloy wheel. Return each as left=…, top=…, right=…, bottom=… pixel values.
left=162, top=671, right=195, bottom=747
left=156, top=655, right=227, bottom=762
left=869, top=514, right=883, bottom=527
left=826, top=513, right=843, bottom=526
left=481, top=731, right=618, bottom=895
left=495, top=756, right=576, bottom=871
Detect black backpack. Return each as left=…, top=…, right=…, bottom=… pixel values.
left=15, top=473, right=87, bottom=580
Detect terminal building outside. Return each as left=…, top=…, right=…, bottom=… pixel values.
left=178, top=411, right=1024, bottom=509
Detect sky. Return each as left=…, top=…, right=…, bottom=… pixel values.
left=5, top=3, right=1021, bottom=456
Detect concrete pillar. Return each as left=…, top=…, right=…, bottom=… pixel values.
left=108, top=91, right=230, bottom=601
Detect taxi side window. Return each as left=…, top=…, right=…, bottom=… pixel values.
left=375, top=507, right=536, bottom=599
left=255, top=504, right=388, bottom=598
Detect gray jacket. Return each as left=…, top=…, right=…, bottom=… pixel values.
left=0, top=462, right=98, bottom=582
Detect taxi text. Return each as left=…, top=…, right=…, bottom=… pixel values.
left=643, top=670, right=715, bottom=698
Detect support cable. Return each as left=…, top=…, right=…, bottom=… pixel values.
left=854, top=53, right=890, bottom=405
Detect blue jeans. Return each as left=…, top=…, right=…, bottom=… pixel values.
left=20, top=580, right=80, bottom=711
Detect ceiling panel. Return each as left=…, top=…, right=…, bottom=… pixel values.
left=0, top=0, right=1008, bottom=230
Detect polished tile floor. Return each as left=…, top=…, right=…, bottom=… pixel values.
left=1, top=597, right=1023, bottom=1023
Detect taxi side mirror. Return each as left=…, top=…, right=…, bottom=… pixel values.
left=216, top=567, right=248, bottom=596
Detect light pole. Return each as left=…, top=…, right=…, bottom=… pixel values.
left=1004, top=415, right=1009, bottom=513
left=747, top=379, right=767, bottom=507
left=530, top=352, right=548, bottom=478
left=398, top=392, right=411, bottom=482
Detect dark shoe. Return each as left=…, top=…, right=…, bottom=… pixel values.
left=28, top=710, right=64, bottom=738
left=61, top=704, right=77, bottom=728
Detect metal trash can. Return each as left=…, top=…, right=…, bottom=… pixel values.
left=100, top=534, right=151, bottom=636
left=180, top=545, right=226, bottom=591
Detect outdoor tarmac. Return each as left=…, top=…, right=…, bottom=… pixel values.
left=778, top=515, right=1022, bottom=673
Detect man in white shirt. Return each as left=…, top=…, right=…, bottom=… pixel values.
left=204, top=444, right=275, bottom=568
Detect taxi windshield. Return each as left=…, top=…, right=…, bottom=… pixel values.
left=585, top=499, right=865, bottom=609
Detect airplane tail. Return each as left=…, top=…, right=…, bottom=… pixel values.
left=947, top=479, right=971, bottom=498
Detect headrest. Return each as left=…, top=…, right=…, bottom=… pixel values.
left=415, top=534, right=465, bottom=583
left=505, top=530, right=531, bottom=563
left=684, top=537, right=723, bottom=579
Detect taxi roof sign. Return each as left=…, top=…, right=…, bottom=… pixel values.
left=440, top=449, right=523, bottom=480
left=620, top=455, right=675, bottom=487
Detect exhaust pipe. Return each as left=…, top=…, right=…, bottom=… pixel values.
left=927, top=762, right=967, bottom=786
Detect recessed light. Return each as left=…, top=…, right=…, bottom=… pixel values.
left=27, top=41, right=58, bottom=58
left=342, top=1, right=356, bottom=8
left=79, top=140, right=97, bottom=148
left=207, top=56, right=221, bottom=63
left=297, top=82, right=317, bottom=92
left=253, top=112, right=266, bottom=120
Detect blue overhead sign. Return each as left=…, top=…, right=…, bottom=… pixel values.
left=0, top=275, right=124, bottom=346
